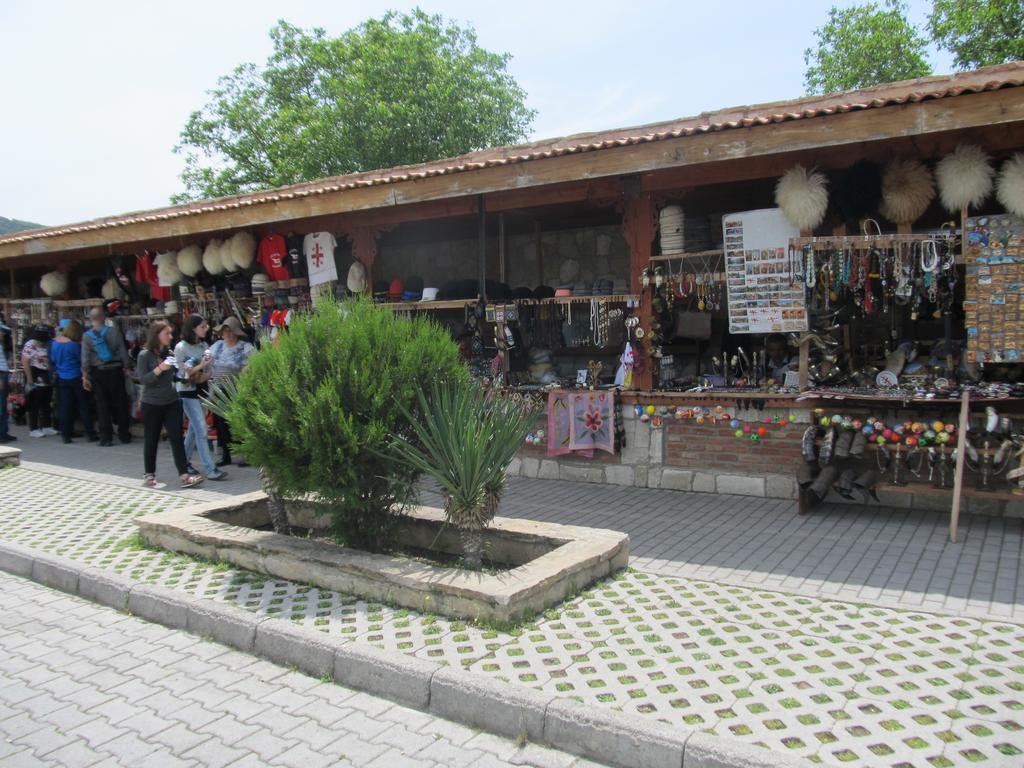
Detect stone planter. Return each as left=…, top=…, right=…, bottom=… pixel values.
left=135, top=492, right=629, bottom=624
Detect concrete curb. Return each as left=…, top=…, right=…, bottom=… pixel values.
left=0, top=540, right=813, bottom=768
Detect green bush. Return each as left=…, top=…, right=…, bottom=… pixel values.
left=226, top=297, right=468, bottom=551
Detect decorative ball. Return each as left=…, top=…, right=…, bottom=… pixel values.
left=944, top=424, right=956, bottom=434
left=863, top=425, right=874, bottom=434
left=779, top=418, right=788, bottom=427
left=883, top=429, right=894, bottom=440
left=820, top=417, right=831, bottom=427
left=635, top=405, right=645, bottom=417
left=646, top=405, right=657, bottom=415
left=924, top=429, right=937, bottom=441
left=937, top=431, right=951, bottom=444
left=912, top=422, right=924, bottom=434
left=730, top=419, right=741, bottom=429
left=757, top=426, right=768, bottom=438
left=932, top=420, right=945, bottom=432
left=696, top=416, right=705, bottom=425
left=659, top=406, right=669, bottom=416
left=735, top=429, right=744, bottom=438
left=526, top=433, right=535, bottom=444
left=640, top=413, right=650, bottom=423
left=743, top=424, right=752, bottom=434
left=674, top=408, right=685, bottom=420
left=750, top=434, right=760, bottom=442
left=536, top=430, right=545, bottom=440
left=876, top=434, right=887, bottom=444
left=831, top=414, right=843, bottom=424
left=906, top=436, right=918, bottom=447
left=716, top=405, right=724, bottom=414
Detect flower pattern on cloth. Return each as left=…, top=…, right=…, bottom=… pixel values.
left=209, top=339, right=254, bottom=383
left=21, top=340, right=49, bottom=370
left=547, top=391, right=593, bottom=458
left=569, top=391, right=615, bottom=454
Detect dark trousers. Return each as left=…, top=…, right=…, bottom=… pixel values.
left=142, top=401, right=188, bottom=476
left=26, top=381, right=53, bottom=431
left=0, top=371, right=9, bottom=437
left=57, top=378, right=95, bottom=439
left=213, top=413, right=232, bottom=458
left=91, top=366, right=131, bottom=442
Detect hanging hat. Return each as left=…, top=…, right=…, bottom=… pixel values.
left=533, top=285, right=555, bottom=299
left=388, top=278, right=404, bottom=298
left=421, top=287, right=439, bottom=302
left=511, top=286, right=533, bottom=300
left=251, top=273, right=268, bottom=296
left=936, top=144, right=993, bottom=213
left=775, top=165, right=828, bottom=231
left=216, top=316, right=248, bottom=339
left=347, top=260, right=367, bottom=293
left=996, top=152, right=1024, bottom=218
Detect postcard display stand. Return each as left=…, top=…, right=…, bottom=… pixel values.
left=723, top=208, right=807, bottom=334
left=964, top=213, right=1024, bottom=364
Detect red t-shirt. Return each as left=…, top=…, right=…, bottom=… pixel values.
left=135, top=253, right=171, bottom=301
left=258, top=235, right=291, bottom=281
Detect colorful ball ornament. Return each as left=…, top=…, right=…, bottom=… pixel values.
left=882, top=428, right=894, bottom=440
left=696, top=416, right=705, bottom=425
left=735, top=429, right=744, bottom=438
left=905, top=436, right=918, bottom=447
left=863, top=424, right=874, bottom=434
left=937, top=431, right=951, bottom=444
left=646, top=405, right=656, bottom=416
left=716, top=405, right=724, bottom=415
left=634, top=405, right=644, bottom=417
left=757, top=426, right=768, bottom=438
left=820, top=416, right=831, bottom=427
left=640, top=413, right=650, bottom=423
left=779, top=418, right=788, bottom=427
left=730, top=419, right=741, bottom=429
left=876, top=433, right=887, bottom=444
left=944, top=423, right=956, bottom=434
left=924, top=429, right=937, bottom=441
left=743, top=424, right=753, bottom=434
left=674, top=407, right=686, bottom=420
left=932, top=420, right=945, bottom=432
left=912, top=422, right=925, bottom=434
left=750, top=434, right=760, bottom=442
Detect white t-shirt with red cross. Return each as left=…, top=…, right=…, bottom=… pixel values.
left=303, top=232, right=338, bottom=287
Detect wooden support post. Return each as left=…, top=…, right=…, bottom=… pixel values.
left=621, top=188, right=656, bottom=390
left=949, top=391, right=971, bottom=543
left=347, top=227, right=382, bottom=292
left=478, top=195, right=487, bottom=301
left=534, top=221, right=543, bottom=286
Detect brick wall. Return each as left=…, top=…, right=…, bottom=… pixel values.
left=663, top=419, right=807, bottom=475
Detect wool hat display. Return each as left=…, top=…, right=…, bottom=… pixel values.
left=533, top=285, right=555, bottom=299
left=421, top=287, right=439, bottom=301
left=346, top=260, right=367, bottom=293
left=251, top=273, right=268, bottom=295
left=388, top=278, right=405, bottom=298
left=511, top=286, right=534, bottom=300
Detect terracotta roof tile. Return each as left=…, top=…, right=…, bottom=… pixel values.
left=3, top=62, right=1023, bottom=247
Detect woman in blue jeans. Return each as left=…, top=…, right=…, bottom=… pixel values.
left=174, top=315, right=227, bottom=481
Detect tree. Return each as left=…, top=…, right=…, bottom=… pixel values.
left=927, top=0, right=1024, bottom=70
left=173, top=10, right=536, bottom=203
left=219, top=297, right=468, bottom=553
left=804, top=1, right=932, bottom=94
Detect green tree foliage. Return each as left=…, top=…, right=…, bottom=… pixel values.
left=224, top=298, right=468, bottom=552
left=927, top=0, right=1024, bottom=70
left=173, top=10, right=535, bottom=202
left=804, top=1, right=932, bottom=94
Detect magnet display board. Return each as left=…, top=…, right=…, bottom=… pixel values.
left=723, top=208, right=807, bottom=334
left=963, top=212, right=1024, bottom=363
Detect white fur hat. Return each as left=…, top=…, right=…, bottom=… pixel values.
left=996, top=152, right=1024, bottom=218
left=936, top=144, right=993, bottom=213
left=155, top=251, right=182, bottom=285
left=775, top=165, right=828, bottom=231
left=347, top=260, right=367, bottom=293
left=203, top=239, right=226, bottom=275
left=177, top=244, right=203, bottom=277
left=40, top=271, right=68, bottom=297
left=101, top=277, right=124, bottom=300
left=879, top=158, right=934, bottom=224
left=226, top=231, right=256, bottom=271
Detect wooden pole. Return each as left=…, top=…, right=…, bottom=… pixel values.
left=477, top=195, right=487, bottom=301
left=949, top=390, right=971, bottom=543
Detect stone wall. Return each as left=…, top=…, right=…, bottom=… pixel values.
left=372, top=224, right=630, bottom=291
left=509, top=406, right=1024, bottom=518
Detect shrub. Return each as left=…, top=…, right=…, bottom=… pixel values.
left=389, top=381, right=541, bottom=569
left=224, top=297, right=468, bottom=551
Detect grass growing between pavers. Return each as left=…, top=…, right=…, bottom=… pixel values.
left=1, top=465, right=1022, bottom=768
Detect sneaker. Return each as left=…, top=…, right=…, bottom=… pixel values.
left=29, top=429, right=45, bottom=438
left=42, top=427, right=59, bottom=436
left=186, top=464, right=199, bottom=476
left=180, top=474, right=205, bottom=489
left=207, top=470, right=229, bottom=481
left=143, top=474, right=158, bottom=488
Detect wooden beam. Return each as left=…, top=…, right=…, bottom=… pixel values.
left=621, top=190, right=656, bottom=390
left=2, top=88, right=1022, bottom=263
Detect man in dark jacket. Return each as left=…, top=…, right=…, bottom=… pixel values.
left=82, top=307, right=132, bottom=446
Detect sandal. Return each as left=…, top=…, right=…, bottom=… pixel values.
left=179, top=474, right=205, bottom=489
left=143, top=474, right=158, bottom=488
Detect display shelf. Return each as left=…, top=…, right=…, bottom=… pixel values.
left=377, top=294, right=638, bottom=311
left=377, top=299, right=472, bottom=310
left=648, top=249, right=723, bottom=263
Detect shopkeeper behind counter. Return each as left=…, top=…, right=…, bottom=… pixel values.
left=765, top=333, right=796, bottom=385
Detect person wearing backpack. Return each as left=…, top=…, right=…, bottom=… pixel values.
left=82, top=306, right=132, bottom=447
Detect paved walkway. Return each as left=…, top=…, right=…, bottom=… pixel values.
left=0, top=572, right=600, bottom=768
left=10, top=419, right=1024, bottom=622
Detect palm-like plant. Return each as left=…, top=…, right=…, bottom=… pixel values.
left=391, top=380, right=540, bottom=570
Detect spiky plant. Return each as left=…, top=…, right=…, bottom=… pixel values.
left=390, top=380, right=540, bottom=569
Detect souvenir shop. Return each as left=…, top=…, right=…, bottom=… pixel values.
left=2, top=64, right=1023, bottom=535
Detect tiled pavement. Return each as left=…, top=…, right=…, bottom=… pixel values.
left=2, top=465, right=1023, bottom=766
left=0, top=572, right=599, bottom=768
left=10, top=419, right=1024, bottom=622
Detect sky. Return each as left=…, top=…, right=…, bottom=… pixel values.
left=0, top=0, right=954, bottom=227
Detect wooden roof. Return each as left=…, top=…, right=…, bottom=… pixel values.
left=2, top=62, right=1023, bottom=263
